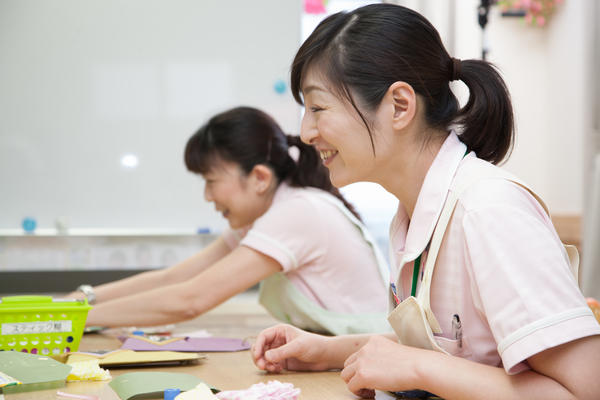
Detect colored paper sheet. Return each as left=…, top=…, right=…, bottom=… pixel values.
left=66, top=349, right=203, bottom=367
left=0, top=351, right=71, bottom=393
left=120, top=336, right=250, bottom=352
left=108, top=372, right=210, bottom=400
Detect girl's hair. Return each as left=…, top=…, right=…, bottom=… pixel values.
left=184, top=106, right=361, bottom=219
left=291, top=3, right=514, bottom=165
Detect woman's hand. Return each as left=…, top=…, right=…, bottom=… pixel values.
left=341, top=335, right=424, bottom=398
left=252, top=324, right=332, bottom=373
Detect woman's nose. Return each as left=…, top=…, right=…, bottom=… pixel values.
left=203, top=185, right=213, bottom=202
left=300, top=114, right=318, bottom=145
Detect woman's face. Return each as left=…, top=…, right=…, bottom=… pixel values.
left=299, top=69, right=381, bottom=188
left=202, top=160, right=267, bottom=229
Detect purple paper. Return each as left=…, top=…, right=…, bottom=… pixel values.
left=120, top=336, right=250, bottom=352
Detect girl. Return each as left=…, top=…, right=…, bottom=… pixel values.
left=72, top=106, right=390, bottom=335
left=252, top=4, right=600, bottom=399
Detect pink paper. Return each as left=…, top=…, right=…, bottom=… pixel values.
left=216, top=380, right=300, bottom=400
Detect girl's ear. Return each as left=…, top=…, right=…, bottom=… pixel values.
left=386, top=81, right=417, bottom=131
left=249, top=164, right=274, bottom=194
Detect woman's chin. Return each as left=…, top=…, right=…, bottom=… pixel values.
left=329, top=171, right=357, bottom=188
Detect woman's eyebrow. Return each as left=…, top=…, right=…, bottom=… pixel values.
left=302, top=84, right=327, bottom=95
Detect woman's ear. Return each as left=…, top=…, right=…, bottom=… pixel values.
left=249, top=164, right=274, bottom=194
left=386, top=81, right=417, bottom=131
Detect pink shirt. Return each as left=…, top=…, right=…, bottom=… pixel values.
left=223, top=183, right=388, bottom=315
left=390, top=132, right=600, bottom=374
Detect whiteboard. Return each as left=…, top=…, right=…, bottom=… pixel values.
left=0, top=0, right=301, bottom=233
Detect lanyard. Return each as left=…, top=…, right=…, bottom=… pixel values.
left=391, top=147, right=469, bottom=304
left=410, top=254, right=422, bottom=297
left=390, top=254, right=423, bottom=304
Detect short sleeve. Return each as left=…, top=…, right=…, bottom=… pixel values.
left=239, top=196, right=326, bottom=272
left=462, top=199, right=599, bottom=373
left=221, top=227, right=250, bottom=250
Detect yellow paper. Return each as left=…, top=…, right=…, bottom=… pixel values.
left=175, top=383, right=218, bottom=400
left=66, top=350, right=203, bottom=367
left=66, top=359, right=111, bottom=381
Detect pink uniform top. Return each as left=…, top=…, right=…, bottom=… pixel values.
left=222, top=183, right=388, bottom=315
left=390, top=132, right=600, bottom=374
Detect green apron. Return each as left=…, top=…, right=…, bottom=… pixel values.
left=258, top=192, right=391, bottom=335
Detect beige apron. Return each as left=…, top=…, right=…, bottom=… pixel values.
left=259, top=192, right=391, bottom=336
left=387, top=166, right=579, bottom=353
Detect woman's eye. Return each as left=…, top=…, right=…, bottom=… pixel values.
left=310, top=106, right=324, bottom=113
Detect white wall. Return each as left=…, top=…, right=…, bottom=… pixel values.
left=0, top=0, right=301, bottom=234
left=408, top=0, right=600, bottom=297
left=400, top=0, right=591, bottom=215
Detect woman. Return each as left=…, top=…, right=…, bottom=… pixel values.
left=72, top=106, right=390, bottom=335
left=252, top=4, right=600, bottom=399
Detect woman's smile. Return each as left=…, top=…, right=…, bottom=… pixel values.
left=319, top=149, right=339, bottom=165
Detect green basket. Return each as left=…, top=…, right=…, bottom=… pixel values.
left=0, top=296, right=91, bottom=355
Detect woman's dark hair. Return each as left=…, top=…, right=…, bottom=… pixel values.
left=184, top=106, right=361, bottom=219
left=291, top=3, right=514, bottom=165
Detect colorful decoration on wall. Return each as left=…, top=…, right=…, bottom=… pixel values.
left=304, top=0, right=327, bottom=15
left=499, top=0, right=564, bottom=27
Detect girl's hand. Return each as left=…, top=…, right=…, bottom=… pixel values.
left=251, top=324, right=332, bottom=372
left=341, top=335, right=424, bottom=398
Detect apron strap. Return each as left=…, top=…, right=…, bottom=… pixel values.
left=416, top=165, right=566, bottom=333
left=310, top=191, right=390, bottom=285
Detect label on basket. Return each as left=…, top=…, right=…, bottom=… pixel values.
left=1, top=320, right=72, bottom=335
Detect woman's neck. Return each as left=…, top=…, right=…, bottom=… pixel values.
left=379, top=131, right=447, bottom=219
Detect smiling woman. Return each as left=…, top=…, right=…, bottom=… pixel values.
left=67, top=106, right=391, bottom=336
left=251, top=4, right=600, bottom=399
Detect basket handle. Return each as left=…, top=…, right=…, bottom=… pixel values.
left=0, top=295, right=53, bottom=303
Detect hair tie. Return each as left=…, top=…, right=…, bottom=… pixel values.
left=450, top=57, right=462, bottom=81
left=287, top=145, right=300, bottom=162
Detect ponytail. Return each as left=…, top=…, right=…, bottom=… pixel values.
left=291, top=3, right=515, bottom=165
left=285, top=135, right=362, bottom=220
left=454, top=60, right=514, bottom=164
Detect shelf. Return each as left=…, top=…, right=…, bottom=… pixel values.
left=0, top=228, right=219, bottom=237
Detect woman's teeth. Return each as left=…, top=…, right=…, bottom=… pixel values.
left=319, top=150, right=338, bottom=161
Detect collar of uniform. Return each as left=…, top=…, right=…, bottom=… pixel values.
left=390, top=131, right=467, bottom=271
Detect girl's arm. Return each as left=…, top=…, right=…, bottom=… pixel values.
left=84, top=245, right=281, bottom=327
left=341, top=334, right=600, bottom=400
left=68, top=237, right=231, bottom=303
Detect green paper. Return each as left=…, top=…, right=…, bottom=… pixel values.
left=0, top=351, right=71, bottom=394
left=109, top=372, right=211, bottom=400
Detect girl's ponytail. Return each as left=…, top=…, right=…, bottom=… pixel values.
left=184, top=106, right=361, bottom=221
left=454, top=60, right=514, bottom=165
left=286, top=135, right=362, bottom=221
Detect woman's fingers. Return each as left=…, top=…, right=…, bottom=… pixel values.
left=340, top=357, right=357, bottom=383
left=264, top=337, right=303, bottom=364
left=341, top=348, right=375, bottom=398
left=343, top=350, right=358, bottom=368
left=253, top=325, right=282, bottom=357
left=252, top=324, right=297, bottom=371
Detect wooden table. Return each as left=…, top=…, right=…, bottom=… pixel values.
left=2, top=299, right=358, bottom=400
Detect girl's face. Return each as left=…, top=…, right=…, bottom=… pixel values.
left=202, top=160, right=268, bottom=229
left=299, top=69, right=383, bottom=188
